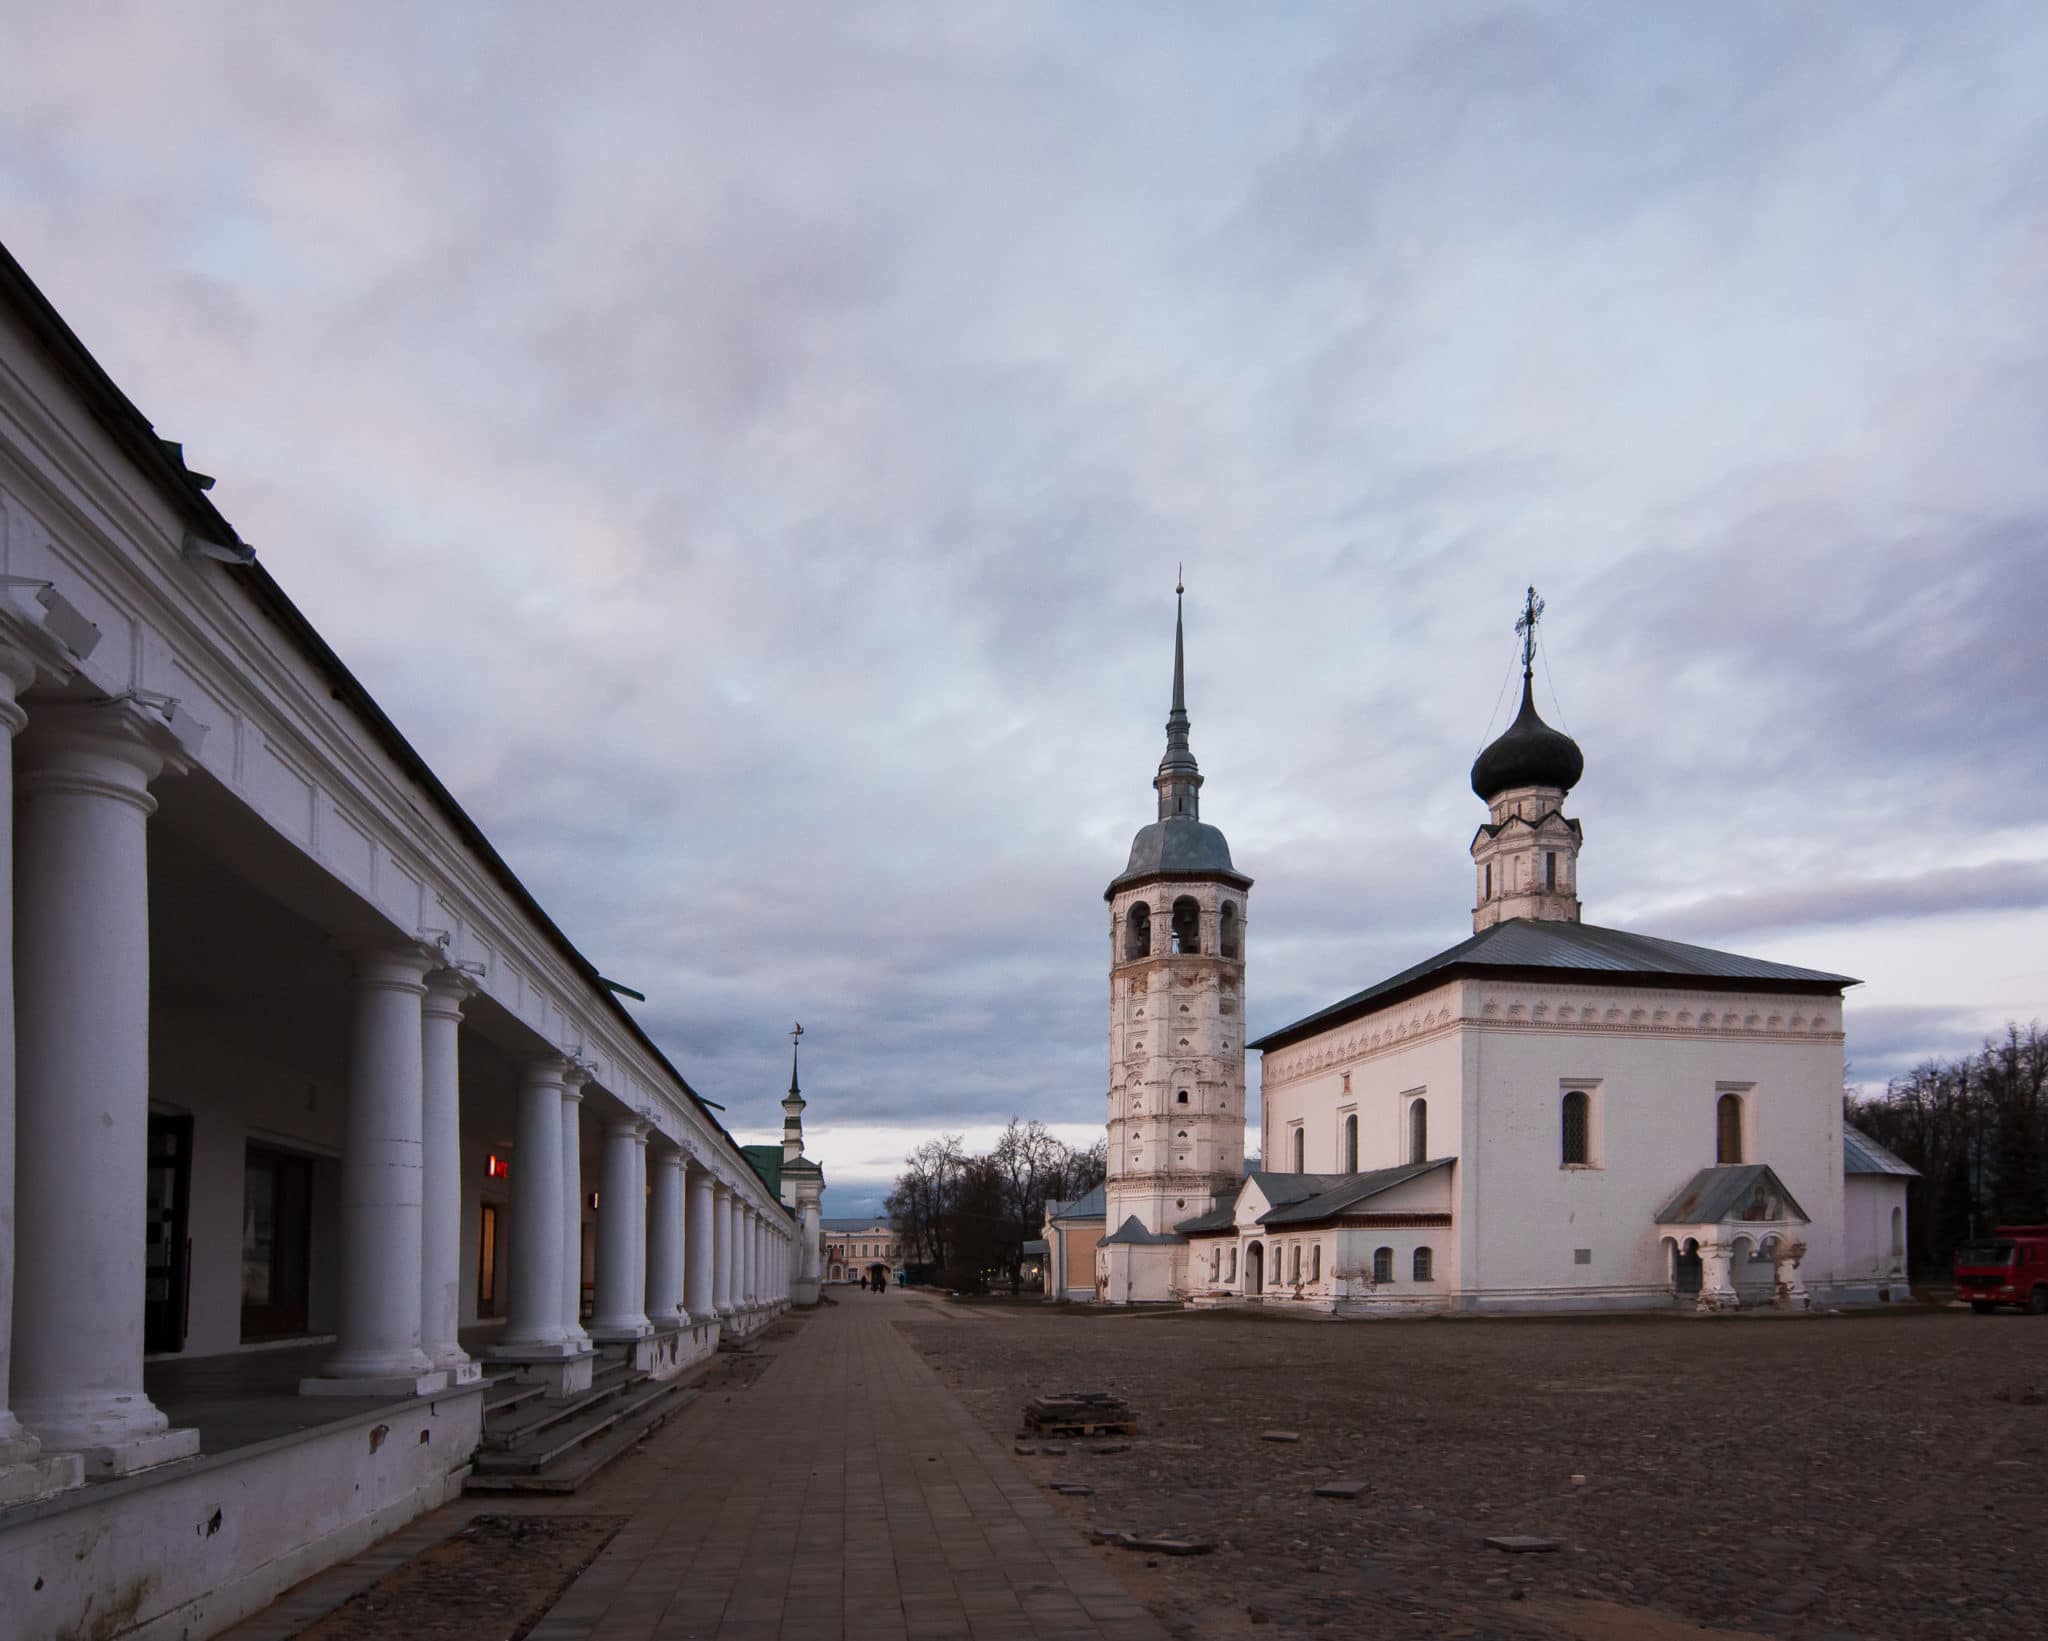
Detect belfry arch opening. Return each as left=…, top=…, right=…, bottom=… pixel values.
left=1219, top=901, right=1240, bottom=958
left=1124, top=901, right=1152, bottom=960
left=1171, top=897, right=1201, bottom=954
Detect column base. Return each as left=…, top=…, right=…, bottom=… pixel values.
left=482, top=1348, right=596, bottom=1400
left=300, top=1369, right=451, bottom=1399
left=74, top=1425, right=201, bottom=1479
left=482, top=1337, right=582, bottom=1360
left=0, top=1450, right=86, bottom=1506
left=589, top=1320, right=654, bottom=1342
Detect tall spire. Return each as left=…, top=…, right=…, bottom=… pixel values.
left=1155, top=570, right=1203, bottom=820
left=782, top=1023, right=807, bottom=1162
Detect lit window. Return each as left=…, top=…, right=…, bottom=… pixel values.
left=1716, top=1093, right=1744, bottom=1165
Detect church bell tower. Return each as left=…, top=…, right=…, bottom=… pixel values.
left=1103, top=582, right=1252, bottom=1240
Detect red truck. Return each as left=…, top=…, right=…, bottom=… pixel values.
left=1955, top=1226, right=2048, bottom=1313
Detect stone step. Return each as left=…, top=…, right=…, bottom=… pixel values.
left=480, top=1377, right=630, bottom=1451
left=470, top=1377, right=690, bottom=1478
left=482, top=1377, right=547, bottom=1416
left=464, top=1380, right=696, bottom=1495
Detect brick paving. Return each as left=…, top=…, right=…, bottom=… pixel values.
left=532, top=1291, right=1166, bottom=1641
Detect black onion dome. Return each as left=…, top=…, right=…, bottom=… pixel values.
left=1470, top=676, right=1584, bottom=800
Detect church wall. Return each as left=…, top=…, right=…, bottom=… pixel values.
left=1463, top=990, right=1846, bottom=1306
left=1840, top=1175, right=1910, bottom=1296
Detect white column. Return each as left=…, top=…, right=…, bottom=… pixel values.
left=0, top=655, right=83, bottom=1503
left=591, top=1119, right=651, bottom=1339
left=560, top=1073, right=592, bottom=1347
left=646, top=1147, right=685, bottom=1326
left=685, top=1165, right=715, bottom=1323
left=11, top=704, right=198, bottom=1475
left=418, top=971, right=480, bottom=1386
left=631, top=1127, right=650, bottom=1324
left=304, top=945, right=445, bottom=1395
left=713, top=1182, right=735, bottom=1318
left=740, top=1207, right=757, bottom=1307
left=489, top=1058, right=573, bottom=1354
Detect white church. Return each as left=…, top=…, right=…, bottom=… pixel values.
left=1086, top=588, right=1916, bottom=1315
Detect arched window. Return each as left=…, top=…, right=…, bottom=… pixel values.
left=1483, top=862, right=1492, bottom=900
left=1372, top=1246, right=1393, bottom=1283
left=1342, top=1113, right=1358, bottom=1172
left=1413, top=1246, right=1433, bottom=1282
left=1290, top=1127, right=1305, bottom=1172
left=1545, top=851, right=1557, bottom=891
left=1561, top=1090, right=1590, bottom=1166
left=1226, top=1246, right=1237, bottom=1282
left=1210, top=1247, right=1220, bottom=1281
left=1176, top=1089, right=1189, bottom=1105
left=1290, top=1244, right=1301, bottom=1283
left=1124, top=902, right=1152, bottom=960
left=1219, top=901, right=1240, bottom=959
left=1408, top=1098, right=1428, bottom=1164
left=1171, top=896, right=1201, bottom=955
left=1716, top=1093, right=1743, bottom=1165
left=1310, top=1244, right=1322, bottom=1282
left=1890, top=1206, right=1904, bottom=1257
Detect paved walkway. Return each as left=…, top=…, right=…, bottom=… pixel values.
left=532, top=1292, right=1164, bottom=1641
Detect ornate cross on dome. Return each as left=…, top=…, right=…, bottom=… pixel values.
left=1515, top=585, right=1545, bottom=679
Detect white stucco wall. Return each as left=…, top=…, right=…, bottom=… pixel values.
left=1841, top=1175, right=1910, bottom=1293
left=1258, top=976, right=1848, bottom=1311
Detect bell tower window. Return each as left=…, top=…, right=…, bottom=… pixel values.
left=1219, top=901, right=1240, bottom=959
left=1125, top=902, right=1151, bottom=960
left=1171, top=897, right=1201, bottom=955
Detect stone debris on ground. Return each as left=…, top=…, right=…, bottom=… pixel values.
left=1025, top=1389, right=1137, bottom=1436
left=1259, top=1429, right=1301, bottom=1443
left=1312, top=1480, right=1368, bottom=1499
left=1485, top=1534, right=1563, bottom=1553
left=905, top=1301, right=2048, bottom=1641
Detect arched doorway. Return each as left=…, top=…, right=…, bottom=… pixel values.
left=1246, top=1241, right=1264, bottom=1296
left=867, top=1262, right=891, bottom=1290
left=1670, top=1237, right=1702, bottom=1299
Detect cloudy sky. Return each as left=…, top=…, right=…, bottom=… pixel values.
left=5, top=3, right=2044, bottom=1215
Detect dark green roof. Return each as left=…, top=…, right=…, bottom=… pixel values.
left=740, top=1145, right=783, bottom=1197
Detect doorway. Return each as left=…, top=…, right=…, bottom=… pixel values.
left=1246, top=1241, right=1264, bottom=1296
left=477, top=1202, right=503, bottom=1318
left=145, top=1114, right=194, bottom=1354
left=241, top=1144, right=314, bottom=1340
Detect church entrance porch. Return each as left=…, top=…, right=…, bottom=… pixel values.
left=1655, top=1163, right=1813, bottom=1313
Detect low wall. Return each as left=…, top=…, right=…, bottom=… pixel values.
left=2, top=1385, right=483, bottom=1641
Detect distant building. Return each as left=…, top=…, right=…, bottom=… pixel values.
left=741, top=1031, right=827, bottom=1306
left=820, top=1220, right=903, bottom=1285
left=1086, top=587, right=1914, bottom=1314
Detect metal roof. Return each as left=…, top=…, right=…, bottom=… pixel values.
left=1843, top=1126, right=1919, bottom=1177
left=1172, top=1160, right=1453, bottom=1233
left=1100, top=1214, right=1187, bottom=1246
left=1653, top=1164, right=1810, bottom=1226
left=1250, top=918, right=1857, bottom=1052
left=1259, top=1159, right=1454, bottom=1225
left=1047, top=1182, right=1107, bottom=1223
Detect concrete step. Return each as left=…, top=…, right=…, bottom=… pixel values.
left=466, top=1381, right=696, bottom=1494
left=470, top=1377, right=690, bottom=1478
left=482, top=1377, right=547, bottom=1416
left=480, top=1377, right=629, bottom=1451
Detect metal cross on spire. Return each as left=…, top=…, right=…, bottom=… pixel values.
left=1515, top=585, right=1545, bottom=679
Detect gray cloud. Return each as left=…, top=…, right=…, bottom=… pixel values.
left=2, top=2, right=2042, bottom=1168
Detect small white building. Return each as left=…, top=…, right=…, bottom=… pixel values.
left=1089, top=587, right=1912, bottom=1315
left=0, top=244, right=802, bottom=1639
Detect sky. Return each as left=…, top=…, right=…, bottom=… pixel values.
left=4, top=3, right=2045, bottom=1217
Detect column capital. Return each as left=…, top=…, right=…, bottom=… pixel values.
left=522, top=1055, right=574, bottom=1096
left=608, top=1114, right=646, bottom=1141
left=421, top=966, right=476, bottom=1021
left=348, top=942, right=439, bottom=995
left=16, top=699, right=188, bottom=811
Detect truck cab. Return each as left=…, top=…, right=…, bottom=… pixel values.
left=1955, top=1225, right=2048, bottom=1314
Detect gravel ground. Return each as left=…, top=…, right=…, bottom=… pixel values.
left=899, top=1301, right=2047, bottom=1641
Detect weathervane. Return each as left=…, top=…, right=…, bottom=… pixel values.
left=791, top=1021, right=803, bottom=1047
left=1515, top=585, right=1544, bottom=679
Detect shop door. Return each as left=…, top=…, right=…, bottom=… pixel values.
left=241, top=1145, right=314, bottom=1339
left=145, top=1115, right=193, bottom=1354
